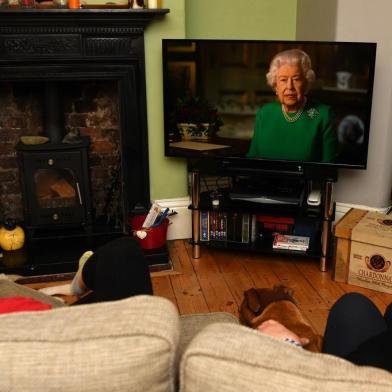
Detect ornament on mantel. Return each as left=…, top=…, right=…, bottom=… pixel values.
left=0, top=219, right=25, bottom=251
left=132, top=0, right=144, bottom=8
left=147, top=0, right=160, bottom=8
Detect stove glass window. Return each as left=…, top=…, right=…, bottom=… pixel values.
left=34, top=168, right=79, bottom=209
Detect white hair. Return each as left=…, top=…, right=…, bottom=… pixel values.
left=266, top=49, right=316, bottom=91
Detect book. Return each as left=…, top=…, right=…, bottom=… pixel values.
left=227, top=212, right=241, bottom=242
left=221, top=212, right=228, bottom=240
left=217, top=212, right=227, bottom=241
left=242, top=213, right=250, bottom=243
left=251, top=215, right=258, bottom=243
left=273, top=234, right=310, bottom=251
left=226, top=212, right=249, bottom=243
left=209, top=211, right=215, bottom=240
left=200, top=211, right=210, bottom=241
left=202, top=211, right=251, bottom=244
left=208, top=212, right=228, bottom=242
left=142, top=203, right=162, bottom=228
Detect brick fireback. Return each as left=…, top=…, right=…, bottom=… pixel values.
left=0, top=80, right=120, bottom=223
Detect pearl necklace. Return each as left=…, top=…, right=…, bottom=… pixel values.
left=281, top=99, right=307, bottom=123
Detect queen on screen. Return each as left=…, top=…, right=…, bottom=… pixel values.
left=247, top=49, right=338, bottom=163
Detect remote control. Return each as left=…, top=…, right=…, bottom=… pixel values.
left=307, top=190, right=321, bottom=206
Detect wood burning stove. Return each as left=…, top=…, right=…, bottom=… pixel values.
left=15, top=81, right=93, bottom=238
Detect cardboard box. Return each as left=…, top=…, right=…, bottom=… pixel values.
left=333, top=208, right=392, bottom=294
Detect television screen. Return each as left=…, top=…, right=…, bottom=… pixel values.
left=162, top=39, right=377, bottom=169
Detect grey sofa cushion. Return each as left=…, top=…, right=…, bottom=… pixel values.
left=180, top=323, right=392, bottom=392
left=0, top=294, right=180, bottom=392
left=179, top=312, right=239, bottom=356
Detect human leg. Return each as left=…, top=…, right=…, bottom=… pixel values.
left=70, top=250, right=94, bottom=297
left=384, top=302, right=392, bottom=330
left=73, top=236, right=153, bottom=304
left=322, top=292, right=387, bottom=357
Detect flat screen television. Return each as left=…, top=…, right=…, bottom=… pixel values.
left=162, top=39, right=377, bottom=171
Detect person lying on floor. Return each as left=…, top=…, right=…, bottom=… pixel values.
left=258, top=292, right=392, bottom=372
left=0, top=237, right=153, bottom=313
left=68, top=236, right=153, bottom=304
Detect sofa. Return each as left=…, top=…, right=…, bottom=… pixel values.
left=1, top=279, right=392, bottom=392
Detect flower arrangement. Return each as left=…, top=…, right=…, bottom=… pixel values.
left=172, top=97, right=223, bottom=139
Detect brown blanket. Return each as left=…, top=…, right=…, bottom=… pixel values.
left=239, top=286, right=323, bottom=353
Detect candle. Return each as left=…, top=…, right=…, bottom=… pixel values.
left=68, top=0, right=80, bottom=8
left=148, top=0, right=160, bottom=8
left=18, top=0, right=35, bottom=8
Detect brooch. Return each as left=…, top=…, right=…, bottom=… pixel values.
left=307, top=107, right=319, bottom=119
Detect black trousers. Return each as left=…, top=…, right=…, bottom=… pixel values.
left=74, top=237, right=153, bottom=304
left=323, top=292, right=392, bottom=371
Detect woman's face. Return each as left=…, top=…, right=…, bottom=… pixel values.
left=275, top=63, right=306, bottom=111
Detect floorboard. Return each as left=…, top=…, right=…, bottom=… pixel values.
left=152, top=240, right=392, bottom=335
left=185, top=246, right=238, bottom=315
left=167, top=240, right=209, bottom=315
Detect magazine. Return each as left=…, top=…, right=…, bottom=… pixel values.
left=273, top=234, right=310, bottom=251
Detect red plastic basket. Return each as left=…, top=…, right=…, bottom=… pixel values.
left=129, top=214, right=169, bottom=250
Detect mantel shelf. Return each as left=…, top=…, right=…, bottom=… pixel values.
left=0, top=8, right=170, bottom=27
left=0, top=8, right=169, bottom=13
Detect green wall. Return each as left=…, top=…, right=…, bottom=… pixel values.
left=144, top=0, right=298, bottom=201
left=144, top=0, right=188, bottom=201
left=185, top=0, right=297, bottom=39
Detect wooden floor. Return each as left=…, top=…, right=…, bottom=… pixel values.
left=152, top=240, right=392, bottom=335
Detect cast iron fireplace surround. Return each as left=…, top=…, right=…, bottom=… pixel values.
left=0, top=8, right=169, bottom=275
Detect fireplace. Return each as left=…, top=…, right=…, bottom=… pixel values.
left=0, top=8, right=169, bottom=275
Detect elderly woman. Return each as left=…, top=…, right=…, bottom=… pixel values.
left=247, top=49, right=338, bottom=163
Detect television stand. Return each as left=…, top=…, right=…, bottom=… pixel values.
left=189, top=162, right=337, bottom=272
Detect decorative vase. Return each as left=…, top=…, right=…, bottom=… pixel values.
left=177, top=123, right=211, bottom=141
left=132, top=0, right=144, bottom=8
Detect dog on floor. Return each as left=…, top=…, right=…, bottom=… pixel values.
left=239, top=285, right=323, bottom=353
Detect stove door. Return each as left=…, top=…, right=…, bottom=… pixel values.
left=20, top=150, right=89, bottom=227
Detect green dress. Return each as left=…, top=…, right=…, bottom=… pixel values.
left=247, top=100, right=338, bottom=163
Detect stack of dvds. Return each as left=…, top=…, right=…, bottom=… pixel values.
left=272, top=234, right=310, bottom=251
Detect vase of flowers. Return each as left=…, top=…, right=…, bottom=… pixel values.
left=173, top=97, right=222, bottom=141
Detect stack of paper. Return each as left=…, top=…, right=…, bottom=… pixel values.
left=142, top=203, right=170, bottom=228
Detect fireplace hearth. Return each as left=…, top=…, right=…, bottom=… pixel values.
left=0, top=8, right=170, bottom=275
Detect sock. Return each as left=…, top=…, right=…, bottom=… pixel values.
left=39, top=284, right=72, bottom=297
left=70, top=250, right=94, bottom=297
